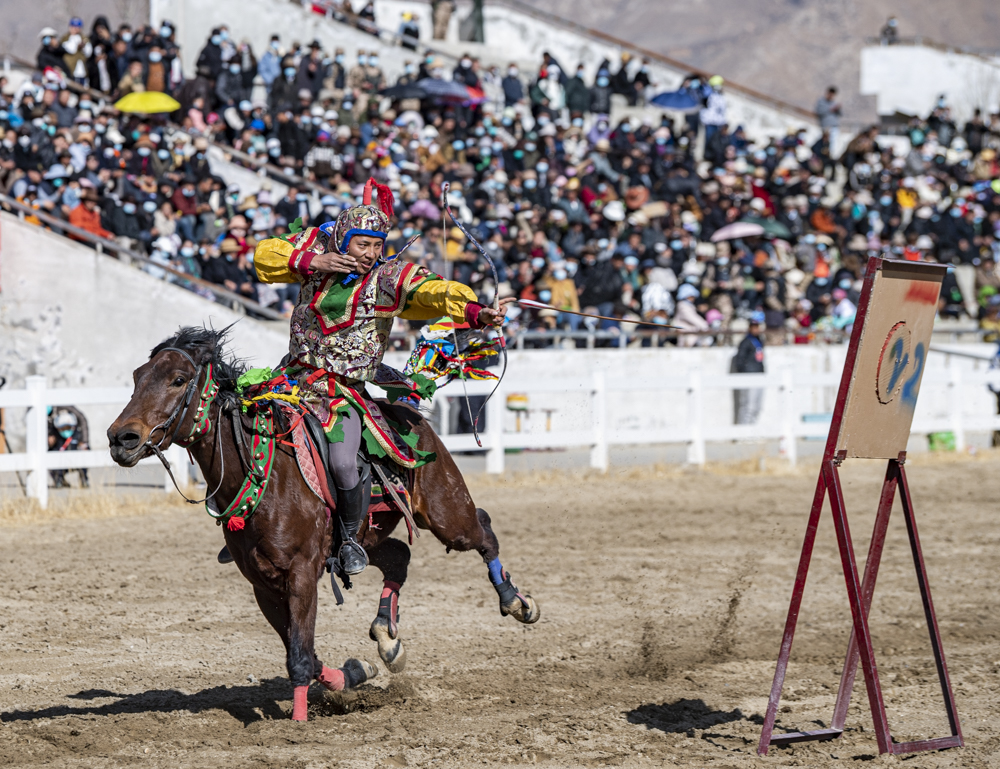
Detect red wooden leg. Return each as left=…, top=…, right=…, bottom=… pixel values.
left=831, top=459, right=899, bottom=730
left=825, top=460, right=892, bottom=754
left=757, top=465, right=829, bottom=755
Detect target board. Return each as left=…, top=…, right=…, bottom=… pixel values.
left=831, top=259, right=946, bottom=459
left=758, top=257, right=962, bottom=758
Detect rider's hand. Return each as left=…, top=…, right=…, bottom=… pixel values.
left=311, top=251, right=360, bottom=274
left=477, top=297, right=516, bottom=327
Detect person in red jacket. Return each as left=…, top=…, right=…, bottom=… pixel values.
left=68, top=189, right=112, bottom=242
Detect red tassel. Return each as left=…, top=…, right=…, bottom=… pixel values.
left=227, top=516, right=245, bottom=531
left=362, top=177, right=394, bottom=219
left=373, top=180, right=394, bottom=219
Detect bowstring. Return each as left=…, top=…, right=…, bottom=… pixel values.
left=440, top=181, right=507, bottom=439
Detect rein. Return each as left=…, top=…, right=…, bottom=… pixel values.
left=144, top=347, right=226, bottom=506
left=144, top=347, right=277, bottom=531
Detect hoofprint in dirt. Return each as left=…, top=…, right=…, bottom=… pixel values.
left=0, top=454, right=998, bottom=768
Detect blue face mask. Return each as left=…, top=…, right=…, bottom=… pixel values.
left=182, top=188, right=195, bottom=197
left=219, top=30, right=229, bottom=41
left=296, top=193, right=308, bottom=201
left=513, top=149, right=524, bottom=159
left=524, top=142, right=536, bottom=152
left=536, top=162, right=549, bottom=173
left=158, top=149, right=170, bottom=159
left=143, top=200, right=157, bottom=213
left=335, top=54, right=344, bottom=64
left=123, top=202, right=136, bottom=214
left=230, top=64, right=241, bottom=74
left=452, top=140, right=465, bottom=150
left=284, top=67, right=296, bottom=78
left=670, top=239, right=683, bottom=250
left=180, top=247, right=195, bottom=257
left=211, top=35, right=221, bottom=46
left=137, top=147, right=151, bottom=157
left=59, top=428, right=75, bottom=439
left=149, top=51, right=162, bottom=62
left=597, top=77, right=609, bottom=87
left=524, top=179, right=537, bottom=189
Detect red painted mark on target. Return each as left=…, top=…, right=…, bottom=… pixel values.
left=904, top=281, right=940, bottom=306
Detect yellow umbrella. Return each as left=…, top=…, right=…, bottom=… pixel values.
left=114, top=91, right=181, bottom=114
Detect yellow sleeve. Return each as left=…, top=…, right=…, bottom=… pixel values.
left=401, top=279, right=479, bottom=323
left=254, top=227, right=325, bottom=284
left=253, top=237, right=299, bottom=284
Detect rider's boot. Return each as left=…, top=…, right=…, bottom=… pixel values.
left=337, top=478, right=370, bottom=575
left=218, top=545, right=234, bottom=564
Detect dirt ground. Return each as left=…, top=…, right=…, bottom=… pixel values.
left=1, top=452, right=998, bottom=768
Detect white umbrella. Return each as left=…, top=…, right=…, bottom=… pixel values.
left=710, top=221, right=766, bottom=242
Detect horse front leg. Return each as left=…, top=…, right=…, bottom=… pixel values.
left=253, top=572, right=375, bottom=722
left=365, top=535, right=410, bottom=672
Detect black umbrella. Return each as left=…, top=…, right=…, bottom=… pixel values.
left=379, top=83, right=428, bottom=100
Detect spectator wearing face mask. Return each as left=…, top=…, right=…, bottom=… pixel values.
left=259, top=35, right=283, bottom=89
left=196, top=28, right=225, bottom=80
left=145, top=45, right=168, bottom=93
left=501, top=63, right=524, bottom=107
left=37, top=27, right=70, bottom=76
left=48, top=406, right=90, bottom=489
left=269, top=58, right=300, bottom=114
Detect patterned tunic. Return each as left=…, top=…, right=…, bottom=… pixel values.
left=254, top=226, right=480, bottom=467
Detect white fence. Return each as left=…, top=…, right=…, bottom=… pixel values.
left=431, top=365, right=1000, bottom=472
left=0, top=377, right=186, bottom=509
left=3, top=366, right=1000, bottom=507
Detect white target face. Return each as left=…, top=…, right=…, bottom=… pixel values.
left=875, top=322, right=911, bottom=405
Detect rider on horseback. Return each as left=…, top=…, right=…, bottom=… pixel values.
left=253, top=178, right=509, bottom=576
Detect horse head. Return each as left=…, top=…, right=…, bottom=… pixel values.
left=108, top=327, right=234, bottom=467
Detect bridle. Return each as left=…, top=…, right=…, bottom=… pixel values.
left=143, top=347, right=226, bottom=505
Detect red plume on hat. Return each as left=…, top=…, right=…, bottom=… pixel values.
left=363, top=177, right=394, bottom=219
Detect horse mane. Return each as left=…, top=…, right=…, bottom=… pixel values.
left=150, top=325, right=247, bottom=392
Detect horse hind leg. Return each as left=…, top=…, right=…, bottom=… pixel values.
left=476, top=508, right=541, bottom=625
left=366, top=536, right=409, bottom=672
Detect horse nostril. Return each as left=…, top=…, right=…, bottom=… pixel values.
left=117, top=431, right=141, bottom=450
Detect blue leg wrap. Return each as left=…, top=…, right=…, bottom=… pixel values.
left=487, top=557, right=504, bottom=586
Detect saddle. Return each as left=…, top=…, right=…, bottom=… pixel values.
left=276, top=402, right=421, bottom=545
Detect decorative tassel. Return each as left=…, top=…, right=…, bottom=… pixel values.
left=362, top=176, right=394, bottom=219
left=227, top=516, right=246, bottom=531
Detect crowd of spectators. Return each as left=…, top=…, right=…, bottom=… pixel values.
left=3, top=11, right=1000, bottom=345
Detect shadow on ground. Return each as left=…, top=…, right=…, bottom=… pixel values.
left=2, top=680, right=291, bottom=726
left=626, top=698, right=759, bottom=734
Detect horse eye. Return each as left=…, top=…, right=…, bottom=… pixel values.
left=172, top=376, right=186, bottom=387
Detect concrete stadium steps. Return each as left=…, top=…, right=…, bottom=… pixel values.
left=0, top=212, right=288, bottom=395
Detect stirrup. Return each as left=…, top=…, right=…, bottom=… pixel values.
left=218, top=545, right=234, bottom=564
left=338, top=539, right=368, bottom=575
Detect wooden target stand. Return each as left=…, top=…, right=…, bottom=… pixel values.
left=758, top=257, right=963, bottom=756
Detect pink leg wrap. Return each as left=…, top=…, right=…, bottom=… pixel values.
left=292, top=685, right=309, bottom=721
left=318, top=665, right=345, bottom=692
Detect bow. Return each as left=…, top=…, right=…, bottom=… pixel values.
left=441, top=181, right=507, bottom=448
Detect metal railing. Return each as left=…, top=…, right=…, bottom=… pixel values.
left=0, top=194, right=287, bottom=321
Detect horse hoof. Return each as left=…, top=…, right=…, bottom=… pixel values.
left=381, top=638, right=407, bottom=673
left=342, top=658, right=378, bottom=690
left=501, top=593, right=541, bottom=624
left=370, top=617, right=407, bottom=672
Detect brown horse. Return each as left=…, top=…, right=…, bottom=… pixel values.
left=108, top=327, right=538, bottom=721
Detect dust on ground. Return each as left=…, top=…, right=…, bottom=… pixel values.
left=1, top=454, right=997, bottom=767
